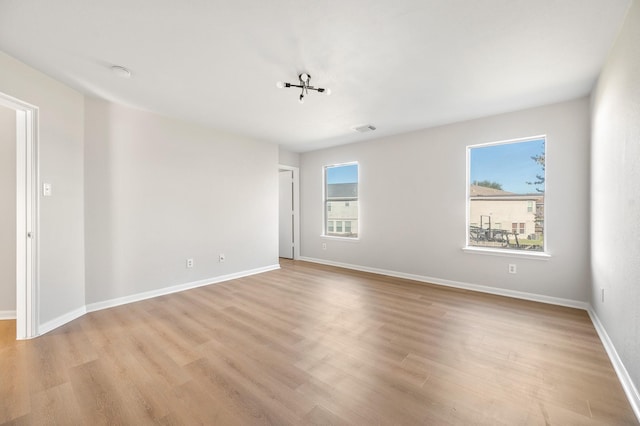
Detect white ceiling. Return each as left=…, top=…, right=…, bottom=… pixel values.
left=0, top=0, right=631, bottom=152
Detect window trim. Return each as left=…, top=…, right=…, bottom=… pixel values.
left=465, top=135, right=548, bottom=257
left=462, top=246, right=551, bottom=260
left=323, top=161, right=360, bottom=240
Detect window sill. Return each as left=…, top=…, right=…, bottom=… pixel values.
left=462, top=246, right=550, bottom=260
left=321, top=235, right=360, bottom=242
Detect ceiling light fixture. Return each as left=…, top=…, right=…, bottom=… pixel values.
left=276, top=73, right=330, bottom=104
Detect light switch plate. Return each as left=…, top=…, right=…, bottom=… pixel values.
left=43, top=183, right=52, bottom=197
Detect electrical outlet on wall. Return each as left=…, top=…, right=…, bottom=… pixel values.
left=186, top=258, right=194, bottom=268
left=322, top=242, right=327, bottom=250
left=508, top=264, right=517, bottom=274
left=219, top=253, right=225, bottom=263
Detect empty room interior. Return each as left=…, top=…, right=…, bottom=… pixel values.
left=1, top=0, right=639, bottom=424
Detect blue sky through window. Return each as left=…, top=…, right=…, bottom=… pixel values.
left=327, top=164, right=358, bottom=184
left=470, top=138, right=545, bottom=194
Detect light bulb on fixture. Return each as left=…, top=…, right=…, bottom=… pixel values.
left=299, top=94, right=305, bottom=104
left=276, top=81, right=284, bottom=89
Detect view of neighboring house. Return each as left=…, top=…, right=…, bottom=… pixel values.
left=326, top=183, right=358, bottom=237
left=469, top=185, right=544, bottom=250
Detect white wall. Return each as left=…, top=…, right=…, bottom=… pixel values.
left=0, top=105, right=16, bottom=314
left=591, top=0, right=640, bottom=402
left=84, top=98, right=279, bottom=304
left=0, top=51, right=86, bottom=326
left=300, top=98, right=591, bottom=302
left=279, top=146, right=300, bottom=168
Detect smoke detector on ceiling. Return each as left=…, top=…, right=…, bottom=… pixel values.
left=110, top=65, right=132, bottom=78
left=353, top=124, right=376, bottom=133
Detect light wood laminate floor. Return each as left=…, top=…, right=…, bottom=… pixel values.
left=1, top=260, right=637, bottom=425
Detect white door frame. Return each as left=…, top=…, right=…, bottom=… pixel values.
left=278, top=165, right=300, bottom=260
left=0, top=91, right=39, bottom=339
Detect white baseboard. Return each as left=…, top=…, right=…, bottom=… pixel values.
left=34, top=264, right=280, bottom=336
left=86, top=264, right=280, bottom=313
left=588, top=308, right=640, bottom=422
left=38, top=306, right=87, bottom=336
left=298, top=257, right=589, bottom=310
left=0, top=310, right=17, bottom=320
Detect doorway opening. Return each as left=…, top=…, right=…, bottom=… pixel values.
left=0, top=91, right=39, bottom=340
left=278, top=165, right=299, bottom=260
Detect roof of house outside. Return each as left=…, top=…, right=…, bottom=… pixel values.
left=328, top=183, right=358, bottom=199
left=470, top=185, right=543, bottom=200
left=470, top=185, right=514, bottom=196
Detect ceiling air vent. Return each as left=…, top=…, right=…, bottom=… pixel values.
left=353, top=124, right=376, bottom=133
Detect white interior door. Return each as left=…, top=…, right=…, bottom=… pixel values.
left=0, top=91, right=38, bottom=339
left=0, top=106, right=16, bottom=320
left=279, top=170, right=294, bottom=259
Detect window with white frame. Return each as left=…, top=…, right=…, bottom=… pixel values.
left=467, top=136, right=545, bottom=252
left=324, top=163, right=358, bottom=238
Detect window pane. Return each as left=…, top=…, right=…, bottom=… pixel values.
left=468, top=138, right=545, bottom=252
left=324, top=163, right=359, bottom=237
